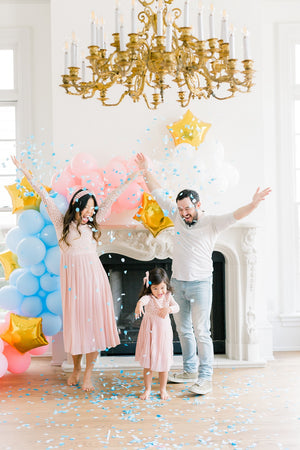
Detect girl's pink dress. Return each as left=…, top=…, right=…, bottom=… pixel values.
left=30, top=181, right=125, bottom=355
left=135, top=292, right=179, bottom=372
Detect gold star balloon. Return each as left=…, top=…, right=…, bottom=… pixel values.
left=133, top=192, right=174, bottom=237
left=0, top=251, right=20, bottom=280
left=1, top=313, right=48, bottom=353
left=167, top=109, right=211, bottom=148
left=5, top=176, right=51, bottom=214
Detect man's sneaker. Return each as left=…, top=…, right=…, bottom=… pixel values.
left=188, top=379, right=212, bottom=395
left=168, top=371, right=198, bottom=383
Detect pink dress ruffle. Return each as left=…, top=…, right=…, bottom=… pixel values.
left=135, top=292, right=179, bottom=372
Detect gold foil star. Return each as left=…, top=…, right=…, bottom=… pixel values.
left=1, top=313, right=48, bottom=354
left=0, top=250, right=20, bottom=280
left=167, top=109, right=211, bottom=148
left=133, top=192, right=174, bottom=237
left=5, top=176, right=51, bottom=214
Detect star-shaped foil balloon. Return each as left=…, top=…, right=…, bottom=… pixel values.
left=167, top=109, right=211, bottom=148
left=1, top=313, right=48, bottom=353
left=133, top=192, right=174, bottom=237
left=0, top=251, right=20, bottom=280
left=5, top=176, right=51, bottom=214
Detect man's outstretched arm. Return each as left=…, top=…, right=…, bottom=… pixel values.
left=233, top=187, right=272, bottom=220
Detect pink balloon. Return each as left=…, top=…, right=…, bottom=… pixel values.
left=65, top=165, right=81, bottom=185
left=0, top=322, right=8, bottom=335
left=114, top=181, right=143, bottom=211
left=0, top=353, right=8, bottom=378
left=103, top=158, right=127, bottom=188
left=80, top=170, right=105, bottom=196
left=29, top=343, right=49, bottom=356
left=0, top=338, right=4, bottom=353
left=3, top=344, right=31, bottom=374
left=51, top=168, right=75, bottom=197
left=71, top=152, right=98, bottom=176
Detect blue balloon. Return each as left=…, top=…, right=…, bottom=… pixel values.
left=18, top=209, right=45, bottom=235
left=0, top=285, right=23, bottom=310
left=21, top=295, right=43, bottom=317
left=30, top=262, right=46, bottom=277
left=40, top=224, right=58, bottom=247
left=40, top=312, right=62, bottom=336
left=40, top=273, right=60, bottom=292
left=45, top=246, right=60, bottom=275
left=16, top=236, right=46, bottom=266
left=39, top=193, right=68, bottom=223
left=9, top=268, right=28, bottom=286
left=46, top=290, right=62, bottom=316
left=16, top=272, right=39, bottom=296
left=38, top=289, right=47, bottom=298
left=5, top=226, right=27, bottom=253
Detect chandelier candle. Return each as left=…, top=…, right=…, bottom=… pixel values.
left=209, top=4, right=215, bottom=39
left=64, top=41, right=69, bottom=74
left=221, top=10, right=228, bottom=42
left=197, top=4, right=204, bottom=41
left=60, top=0, right=255, bottom=108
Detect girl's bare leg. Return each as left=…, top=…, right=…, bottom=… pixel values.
left=140, top=368, right=152, bottom=400
left=82, top=351, right=98, bottom=392
left=159, top=371, right=169, bottom=400
left=67, top=354, right=82, bottom=386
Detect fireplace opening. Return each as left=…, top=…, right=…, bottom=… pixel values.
left=100, top=251, right=225, bottom=356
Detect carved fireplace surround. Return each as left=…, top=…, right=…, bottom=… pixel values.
left=56, top=221, right=273, bottom=370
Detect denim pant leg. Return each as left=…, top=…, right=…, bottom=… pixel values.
left=172, top=279, right=198, bottom=373
left=186, top=278, right=214, bottom=380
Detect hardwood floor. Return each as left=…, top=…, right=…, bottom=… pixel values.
left=1, top=352, right=300, bottom=449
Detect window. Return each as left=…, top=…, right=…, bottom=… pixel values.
left=278, top=24, right=300, bottom=315
left=0, top=28, right=31, bottom=290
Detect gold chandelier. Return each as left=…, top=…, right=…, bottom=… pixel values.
left=60, top=0, right=254, bottom=109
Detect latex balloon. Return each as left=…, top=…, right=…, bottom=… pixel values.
left=5, top=176, right=51, bottom=214
left=133, top=192, right=174, bottom=237
left=0, top=250, right=20, bottom=280
left=0, top=313, right=48, bottom=354
left=167, top=110, right=211, bottom=148
left=18, top=209, right=45, bottom=235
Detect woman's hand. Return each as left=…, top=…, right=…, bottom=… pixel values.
left=135, top=301, right=145, bottom=319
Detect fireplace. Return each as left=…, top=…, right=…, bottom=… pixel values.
left=56, top=222, right=273, bottom=369
left=100, top=251, right=225, bottom=356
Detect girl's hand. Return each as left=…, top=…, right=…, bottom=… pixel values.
left=135, top=301, right=144, bottom=319
left=157, top=307, right=170, bottom=319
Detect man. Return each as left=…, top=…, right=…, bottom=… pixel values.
left=135, top=152, right=271, bottom=395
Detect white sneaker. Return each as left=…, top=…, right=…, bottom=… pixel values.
left=168, top=371, right=198, bottom=383
left=188, top=379, right=212, bottom=395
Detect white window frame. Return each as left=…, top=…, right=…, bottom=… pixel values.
left=0, top=28, right=31, bottom=294
left=278, top=23, right=300, bottom=316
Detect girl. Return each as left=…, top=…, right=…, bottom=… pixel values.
left=12, top=155, right=139, bottom=392
left=135, top=268, right=179, bottom=400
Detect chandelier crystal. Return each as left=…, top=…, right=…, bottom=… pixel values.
left=60, top=0, right=254, bottom=109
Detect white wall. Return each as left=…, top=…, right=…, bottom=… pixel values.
left=2, top=0, right=300, bottom=355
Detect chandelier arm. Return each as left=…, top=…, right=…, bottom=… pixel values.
left=100, top=90, right=129, bottom=107
left=142, top=93, right=158, bottom=110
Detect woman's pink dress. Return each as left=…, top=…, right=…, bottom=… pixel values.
left=135, top=292, right=179, bottom=372
left=30, top=181, right=125, bottom=355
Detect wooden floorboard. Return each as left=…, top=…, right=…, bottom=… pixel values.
left=1, top=352, right=300, bottom=449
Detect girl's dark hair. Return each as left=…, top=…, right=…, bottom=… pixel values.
left=139, top=267, right=173, bottom=298
left=176, top=189, right=200, bottom=204
left=59, top=189, right=101, bottom=246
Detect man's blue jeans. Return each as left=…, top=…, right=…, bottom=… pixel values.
left=171, top=277, right=213, bottom=380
